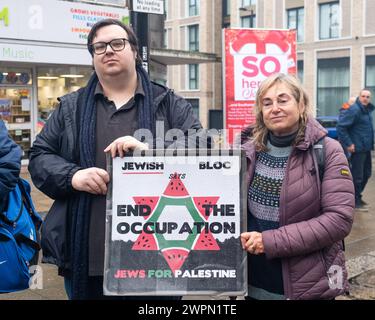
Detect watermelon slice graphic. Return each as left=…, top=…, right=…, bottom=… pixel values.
left=132, top=232, right=159, bottom=250
left=162, top=248, right=189, bottom=273
left=133, top=196, right=160, bottom=219
left=193, top=197, right=220, bottom=220
left=163, top=173, right=189, bottom=197
left=193, top=231, right=220, bottom=250
left=131, top=175, right=222, bottom=273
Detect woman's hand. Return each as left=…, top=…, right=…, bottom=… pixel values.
left=104, top=136, right=149, bottom=158
left=240, top=232, right=265, bottom=255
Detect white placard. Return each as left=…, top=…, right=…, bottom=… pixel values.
left=103, top=150, right=247, bottom=296
left=132, top=0, right=164, bottom=14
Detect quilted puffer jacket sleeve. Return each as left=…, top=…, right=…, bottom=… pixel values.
left=262, top=138, right=355, bottom=259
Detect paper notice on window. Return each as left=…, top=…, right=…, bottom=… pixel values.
left=21, top=98, right=30, bottom=111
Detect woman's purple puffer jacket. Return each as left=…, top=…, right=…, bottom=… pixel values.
left=242, top=117, right=355, bottom=299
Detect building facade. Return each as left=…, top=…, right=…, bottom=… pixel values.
left=164, top=0, right=223, bottom=128
left=164, top=0, right=375, bottom=128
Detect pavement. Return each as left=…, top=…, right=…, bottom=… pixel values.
left=1, top=164, right=375, bottom=300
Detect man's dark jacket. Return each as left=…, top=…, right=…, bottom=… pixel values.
left=28, top=81, right=207, bottom=273
left=337, top=98, right=375, bottom=152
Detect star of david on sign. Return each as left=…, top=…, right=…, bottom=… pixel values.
left=132, top=174, right=220, bottom=273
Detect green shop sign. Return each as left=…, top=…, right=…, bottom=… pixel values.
left=1, top=47, right=35, bottom=60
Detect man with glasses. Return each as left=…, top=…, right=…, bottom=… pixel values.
left=337, top=89, right=374, bottom=212
left=28, top=18, right=206, bottom=299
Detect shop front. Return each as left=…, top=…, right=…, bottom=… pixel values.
left=0, top=0, right=128, bottom=163
left=0, top=64, right=93, bottom=162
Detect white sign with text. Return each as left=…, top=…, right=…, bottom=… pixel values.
left=132, top=0, right=164, bottom=14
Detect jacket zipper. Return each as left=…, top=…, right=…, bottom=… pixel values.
left=279, top=148, right=295, bottom=299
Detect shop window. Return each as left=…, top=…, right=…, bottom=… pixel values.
left=8, top=128, right=31, bottom=161
left=0, top=67, right=33, bottom=161
left=0, top=69, right=32, bottom=86
left=0, top=87, right=32, bottom=160
left=0, top=89, right=31, bottom=125
left=37, top=66, right=92, bottom=132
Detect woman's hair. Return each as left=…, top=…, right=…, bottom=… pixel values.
left=251, top=73, right=313, bottom=151
left=87, top=18, right=142, bottom=65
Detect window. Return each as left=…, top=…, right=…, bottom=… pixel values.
left=188, top=0, right=199, bottom=16
left=287, top=7, right=304, bottom=42
left=37, top=66, right=92, bottom=134
left=165, top=0, right=169, bottom=19
left=365, top=56, right=375, bottom=132
left=242, top=0, right=255, bottom=6
left=186, top=99, right=200, bottom=119
left=317, top=58, right=350, bottom=116
left=297, top=60, right=304, bottom=83
left=223, top=0, right=231, bottom=16
left=188, top=64, right=199, bottom=90
left=188, top=25, right=199, bottom=51
left=365, top=56, right=375, bottom=94
left=241, top=15, right=256, bottom=28
left=163, top=29, right=168, bottom=48
left=319, top=2, right=340, bottom=40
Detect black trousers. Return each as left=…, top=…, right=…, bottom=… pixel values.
left=350, top=151, right=372, bottom=206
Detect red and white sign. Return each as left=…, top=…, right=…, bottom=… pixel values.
left=223, top=29, right=297, bottom=144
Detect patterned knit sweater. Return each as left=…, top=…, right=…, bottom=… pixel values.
left=247, top=140, right=292, bottom=300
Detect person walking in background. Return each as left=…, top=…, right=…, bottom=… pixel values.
left=0, top=119, right=22, bottom=212
left=338, top=96, right=357, bottom=161
left=28, top=18, right=206, bottom=300
left=241, top=73, right=354, bottom=300
left=337, top=89, right=374, bottom=211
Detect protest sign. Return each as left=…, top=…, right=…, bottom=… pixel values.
left=104, top=150, right=247, bottom=296
left=223, top=28, right=297, bottom=144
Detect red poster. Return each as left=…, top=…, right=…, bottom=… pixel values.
left=223, top=29, right=297, bottom=144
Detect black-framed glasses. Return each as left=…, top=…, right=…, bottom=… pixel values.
left=90, top=38, right=131, bottom=55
